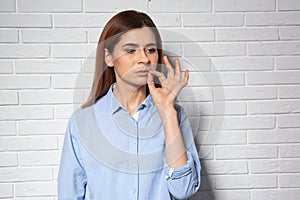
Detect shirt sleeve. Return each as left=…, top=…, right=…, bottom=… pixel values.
left=58, top=113, right=87, bottom=200
left=163, top=104, right=201, bottom=200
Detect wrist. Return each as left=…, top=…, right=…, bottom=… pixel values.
left=155, top=105, right=178, bottom=123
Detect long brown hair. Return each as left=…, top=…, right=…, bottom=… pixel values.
left=81, top=10, right=163, bottom=109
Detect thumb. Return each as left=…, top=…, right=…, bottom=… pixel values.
left=147, top=71, right=155, bottom=92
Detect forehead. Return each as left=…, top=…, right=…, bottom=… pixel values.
left=118, top=27, right=157, bottom=45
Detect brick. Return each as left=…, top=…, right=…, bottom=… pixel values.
left=0, top=0, right=15, bottom=12
left=0, top=29, right=18, bottom=43
left=183, top=43, right=246, bottom=57
left=247, top=71, right=300, bottom=85
left=87, top=28, right=102, bottom=43
left=0, top=184, right=13, bottom=198
left=85, top=0, right=147, bottom=12
left=15, top=59, right=81, bottom=74
left=52, top=44, right=96, bottom=58
left=0, top=106, right=53, bottom=120
left=0, top=45, right=50, bottom=58
left=0, top=60, right=13, bottom=74
left=250, top=159, right=300, bottom=173
left=0, top=167, right=52, bottom=182
left=279, top=86, right=300, bottom=99
left=0, top=14, right=51, bottom=28
left=179, top=87, right=214, bottom=102
left=248, top=42, right=300, bottom=56
left=280, top=145, right=300, bottom=158
left=19, top=151, right=61, bottom=166
left=216, top=145, right=278, bottom=159
left=215, top=86, right=277, bottom=100
left=212, top=190, right=250, bottom=200
left=54, top=14, right=110, bottom=28
left=183, top=13, right=244, bottom=27
left=278, top=0, right=300, bottom=11
left=252, top=189, right=300, bottom=200
left=280, top=27, right=300, bottom=40
left=215, top=0, right=275, bottom=11
left=183, top=101, right=246, bottom=116
left=276, top=56, right=300, bottom=70
left=278, top=114, right=300, bottom=128
left=202, top=160, right=248, bottom=175
left=163, top=43, right=181, bottom=56
left=0, top=136, right=58, bottom=151
left=151, top=13, right=182, bottom=28
left=54, top=105, right=74, bottom=119
left=217, top=130, right=247, bottom=144
left=15, top=181, right=57, bottom=197
left=222, top=116, right=275, bottom=130
left=215, top=175, right=277, bottom=189
left=0, top=76, right=50, bottom=89
left=196, top=146, right=214, bottom=160
left=280, top=174, right=300, bottom=188
left=249, top=129, right=300, bottom=144
left=193, top=116, right=218, bottom=131
left=18, top=0, right=82, bottom=12
left=0, top=153, right=17, bottom=167
left=0, top=91, right=18, bottom=105
left=245, top=88, right=280, bottom=105
left=19, top=120, right=67, bottom=135
left=196, top=130, right=247, bottom=145
left=151, top=0, right=211, bottom=12
left=188, top=72, right=244, bottom=86
left=246, top=12, right=300, bottom=26
left=0, top=121, right=16, bottom=136
left=53, top=166, right=59, bottom=180
left=248, top=100, right=300, bottom=114
left=212, top=57, right=274, bottom=71
left=160, top=28, right=214, bottom=42
left=22, top=28, right=86, bottom=43
left=216, top=27, right=278, bottom=41
left=51, top=74, right=93, bottom=89
left=184, top=57, right=211, bottom=72
left=12, top=197, right=53, bottom=200
left=20, top=90, right=85, bottom=105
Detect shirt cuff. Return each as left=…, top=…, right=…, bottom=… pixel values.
left=164, top=151, right=194, bottom=180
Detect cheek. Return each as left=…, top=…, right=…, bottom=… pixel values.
left=150, top=54, right=159, bottom=63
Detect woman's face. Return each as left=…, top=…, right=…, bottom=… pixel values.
left=105, top=27, right=159, bottom=88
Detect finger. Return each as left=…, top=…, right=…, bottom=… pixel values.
left=180, top=70, right=189, bottom=87
left=174, top=58, right=181, bottom=80
left=147, top=72, right=155, bottom=92
left=163, top=56, right=174, bottom=78
left=149, top=70, right=166, bottom=84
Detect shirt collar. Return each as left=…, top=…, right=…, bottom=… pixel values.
left=107, top=83, right=153, bottom=115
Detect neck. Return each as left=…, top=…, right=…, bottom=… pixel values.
left=113, top=82, right=147, bottom=115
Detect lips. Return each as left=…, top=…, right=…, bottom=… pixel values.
left=135, top=70, right=149, bottom=76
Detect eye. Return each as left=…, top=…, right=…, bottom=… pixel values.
left=126, top=49, right=136, bottom=54
left=145, top=48, right=157, bottom=54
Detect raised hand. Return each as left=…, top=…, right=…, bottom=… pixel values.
left=147, top=56, right=189, bottom=110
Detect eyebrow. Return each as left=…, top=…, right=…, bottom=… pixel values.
left=121, top=43, right=157, bottom=48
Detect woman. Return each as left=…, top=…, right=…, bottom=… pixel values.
left=58, top=10, right=201, bottom=200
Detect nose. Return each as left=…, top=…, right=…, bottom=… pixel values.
left=137, top=48, right=150, bottom=64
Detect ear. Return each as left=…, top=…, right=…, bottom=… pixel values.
left=104, top=48, right=114, bottom=67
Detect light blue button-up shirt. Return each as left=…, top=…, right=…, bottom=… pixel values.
left=58, top=84, right=201, bottom=200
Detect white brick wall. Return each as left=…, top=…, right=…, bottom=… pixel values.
left=0, top=0, right=299, bottom=199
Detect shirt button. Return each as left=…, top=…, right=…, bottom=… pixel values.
left=132, top=141, right=137, bottom=145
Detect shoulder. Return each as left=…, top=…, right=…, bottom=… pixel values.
left=68, top=105, right=94, bottom=128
